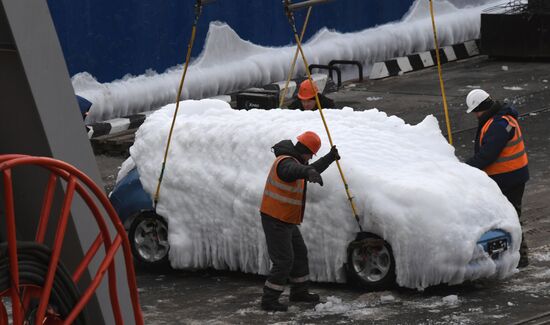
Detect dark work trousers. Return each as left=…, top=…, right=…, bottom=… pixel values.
left=502, top=183, right=525, bottom=218
left=261, top=213, right=309, bottom=290
left=502, top=182, right=528, bottom=255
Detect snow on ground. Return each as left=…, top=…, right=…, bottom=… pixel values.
left=532, top=268, right=550, bottom=279
left=366, top=96, right=383, bottom=101
left=314, top=296, right=365, bottom=314
left=309, top=296, right=378, bottom=320
left=502, top=272, right=550, bottom=294
left=75, top=0, right=504, bottom=123
left=500, top=246, right=550, bottom=294
left=531, top=245, right=550, bottom=262
left=503, top=86, right=524, bottom=91
left=442, top=295, right=460, bottom=305
left=119, top=98, right=521, bottom=290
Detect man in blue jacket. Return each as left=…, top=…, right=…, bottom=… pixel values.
left=76, top=95, right=92, bottom=120
left=465, top=89, right=529, bottom=267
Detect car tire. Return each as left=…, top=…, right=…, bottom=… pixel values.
left=129, top=211, right=170, bottom=269
left=346, top=232, right=396, bottom=290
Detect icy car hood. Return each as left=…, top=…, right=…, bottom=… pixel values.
left=119, top=99, right=521, bottom=290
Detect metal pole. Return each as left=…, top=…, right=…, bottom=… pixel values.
left=286, top=0, right=334, bottom=12
left=279, top=6, right=313, bottom=108
left=154, top=0, right=213, bottom=208
left=429, top=0, right=453, bottom=145
left=283, top=1, right=363, bottom=232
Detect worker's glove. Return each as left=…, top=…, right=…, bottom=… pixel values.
left=306, top=168, right=323, bottom=186
left=329, top=145, right=340, bottom=161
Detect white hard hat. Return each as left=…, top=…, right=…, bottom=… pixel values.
left=466, top=89, right=490, bottom=113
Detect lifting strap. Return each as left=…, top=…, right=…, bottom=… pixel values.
left=153, top=0, right=211, bottom=209
left=429, top=0, right=453, bottom=145
left=279, top=6, right=313, bottom=108
left=283, top=0, right=364, bottom=232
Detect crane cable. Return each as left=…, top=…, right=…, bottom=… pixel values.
left=429, top=0, right=453, bottom=145
left=284, top=3, right=363, bottom=232
left=153, top=0, right=205, bottom=209
left=278, top=6, right=313, bottom=108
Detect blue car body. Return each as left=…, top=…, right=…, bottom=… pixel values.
left=475, top=229, right=512, bottom=260
left=76, top=95, right=92, bottom=120
left=110, top=168, right=153, bottom=228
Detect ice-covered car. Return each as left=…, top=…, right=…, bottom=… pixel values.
left=110, top=99, right=521, bottom=290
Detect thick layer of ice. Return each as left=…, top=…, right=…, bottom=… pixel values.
left=120, top=99, right=521, bottom=290
left=75, top=0, right=503, bottom=123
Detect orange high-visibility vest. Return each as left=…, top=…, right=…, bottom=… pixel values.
left=260, top=155, right=305, bottom=225
left=480, top=115, right=528, bottom=176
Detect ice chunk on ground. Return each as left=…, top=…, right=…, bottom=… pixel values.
left=367, top=96, right=383, bottom=101
left=380, top=295, right=396, bottom=303
left=442, top=295, right=459, bottom=305
left=315, top=296, right=349, bottom=313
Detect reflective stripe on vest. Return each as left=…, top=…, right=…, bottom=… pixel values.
left=260, top=155, right=305, bottom=225
left=264, top=189, right=302, bottom=206
left=480, top=115, right=528, bottom=175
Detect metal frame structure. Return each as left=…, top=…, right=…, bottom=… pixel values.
left=0, top=155, right=144, bottom=324
left=1, top=0, right=139, bottom=322
left=484, top=0, right=550, bottom=14
left=483, top=0, right=527, bottom=14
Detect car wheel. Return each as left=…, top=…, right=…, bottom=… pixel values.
left=346, top=233, right=396, bottom=290
left=129, top=211, right=170, bottom=268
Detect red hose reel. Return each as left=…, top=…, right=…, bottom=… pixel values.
left=0, top=154, right=143, bottom=325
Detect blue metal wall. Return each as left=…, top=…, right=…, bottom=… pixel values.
left=47, top=0, right=413, bottom=83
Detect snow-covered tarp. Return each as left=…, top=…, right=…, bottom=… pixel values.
left=75, top=0, right=503, bottom=123
left=118, top=99, right=521, bottom=290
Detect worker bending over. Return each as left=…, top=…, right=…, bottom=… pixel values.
left=288, top=79, right=335, bottom=110
left=259, top=131, right=339, bottom=311
left=465, top=89, right=530, bottom=267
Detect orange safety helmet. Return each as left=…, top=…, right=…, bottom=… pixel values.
left=297, top=131, right=321, bottom=154
left=297, top=79, right=318, bottom=100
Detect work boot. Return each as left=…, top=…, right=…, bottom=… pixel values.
left=289, top=283, right=320, bottom=303
left=261, top=286, right=288, bottom=312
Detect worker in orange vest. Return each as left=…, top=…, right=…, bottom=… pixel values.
left=288, top=79, right=335, bottom=110
left=465, top=89, right=530, bottom=267
left=259, top=131, right=339, bottom=312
